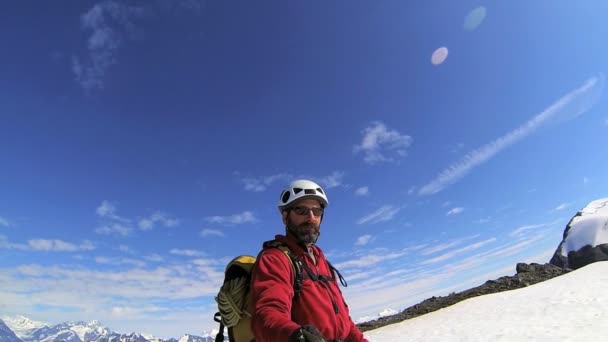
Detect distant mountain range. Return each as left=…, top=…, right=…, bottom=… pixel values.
left=0, top=316, right=215, bottom=342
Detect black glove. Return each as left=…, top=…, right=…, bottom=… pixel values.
left=288, top=325, right=326, bottom=342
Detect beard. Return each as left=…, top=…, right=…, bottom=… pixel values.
left=286, top=216, right=321, bottom=245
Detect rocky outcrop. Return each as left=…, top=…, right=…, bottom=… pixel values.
left=550, top=198, right=608, bottom=269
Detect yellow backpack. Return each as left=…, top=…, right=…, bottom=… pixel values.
left=213, top=244, right=302, bottom=342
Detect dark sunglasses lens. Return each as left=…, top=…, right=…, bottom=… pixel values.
left=312, top=208, right=323, bottom=216
left=293, top=206, right=323, bottom=217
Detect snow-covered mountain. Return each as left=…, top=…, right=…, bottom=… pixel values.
left=0, top=319, right=213, bottom=342
left=550, top=198, right=608, bottom=268
left=1, top=315, right=46, bottom=339
left=177, top=334, right=210, bottom=342
left=0, top=319, right=23, bottom=342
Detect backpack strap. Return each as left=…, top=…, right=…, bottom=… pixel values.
left=263, top=240, right=304, bottom=298
left=213, top=312, right=225, bottom=342
left=262, top=240, right=348, bottom=292
left=328, top=261, right=347, bottom=287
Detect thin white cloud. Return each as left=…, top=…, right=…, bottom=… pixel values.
left=446, top=207, right=464, bottom=216
left=24, top=239, right=95, bottom=252
left=355, top=235, right=373, bottom=246
left=335, top=252, right=407, bottom=269
left=583, top=177, right=590, bottom=184
left=474, top=217, right=491, bottom=224
left=239, top=173, right=290, bottom=192
left=2, top=258, right=226, bottom=336
left=118, top=245, right=133, bottom=253
left=96, top=200, right=130, bottom=223
left=206, top=211, right=256, bottom=225
left=554, top=203, right=570, bottom=211
left=421, top=238, right=497, bottom=265
left=73, top=1, right=144, bottom=91
left=95, top=223, right=132, bottom=236
left=357, top=205, right=401, bottom=225
left=144, top=254, right=163, bottom=262
left=510, top=223, right=547, bottom=237
left=200, top=228, right=225, bottom=238
left=0, top=216, right=10, bottom=227
left=170, top=249, right=205, bottom=257
left=451, top=143, right=465, bottom=153
left=138, top=211, right=179, bottom=230
left=419, top=75, right=604, bottom=195
left=318, top=171, right=345, bottom=189
left=353, top=122, right=413, bottom=164
left=509, top=219, right=562, bottom=238
left=95, top=256, right=146, bottom=268
left=355, top=186, right=369, bottom=196
left=604, top=118, right=608, bottom=126
left=420, top=241, right=461, bottom=256
left=420, top=235, right=480, bottom=256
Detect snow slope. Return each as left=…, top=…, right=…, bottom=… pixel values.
left=365, top=261, right=608, bottom=341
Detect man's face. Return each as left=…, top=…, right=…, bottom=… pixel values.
left=282, top=198, right=323, bottom=245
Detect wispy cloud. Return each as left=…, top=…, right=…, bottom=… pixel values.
left=0, top=216, right=10, bottom=227
left=355, top=186, right=369, bottom=196
left=73, top=1, right=144, bottom=91
left=335, top=252, right=407, bottom=269
left=446, top=207, right=464, bottom=216
left=239, top=173, right=290, bottom=192
left=353, top=122, right=413, bottom=164
left=95, top=256, right=146, bottom=267
left=554, top=203, right=570, bottom=211
left=510, top=223, right=547, bottom=237
left=144, top=254, right=164, bottom=262
left=200, top=228, right=225, bottom=238
left=419, top=75, right=604, bottom=195
left=318, top=171, right=345, bottom=189
left=118, top=245, right=133, bottom=253
left=206, top=211, right=256, bottom=225
left=474, top=217, right=491, bottom=224
left=420, top=241, right=461, bottom=256
left=96, top=200, right=130, bottom=223
left=421, top=238, right=497, bottom=265
left=510, top=219, right=562, bottom=238
left=357, top=205, right=401, bottom=225
left=170, top=249, right=205, bottom=257
left=2, top=258, right=225, bottom=336
left=138, top=212, right=179, bottom=230
left=95, top=223, right=133, bottom=236
left=9, top=239, right=96, bottom=252
left=355, top=235, right=373, bottom=246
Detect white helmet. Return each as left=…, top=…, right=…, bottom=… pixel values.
left=278, top=179, right=329, bottom=212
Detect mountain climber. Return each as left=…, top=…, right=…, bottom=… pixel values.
left=250, top=179, right=369, bottom=342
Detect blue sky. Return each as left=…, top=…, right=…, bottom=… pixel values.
left=1, top=0, right=608, bottom=338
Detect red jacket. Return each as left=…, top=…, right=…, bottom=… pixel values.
left=251, top=234, right=368, bottom=342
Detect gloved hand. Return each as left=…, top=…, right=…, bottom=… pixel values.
left=288, top=325, right=326, bottom=342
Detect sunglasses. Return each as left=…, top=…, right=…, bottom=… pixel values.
left=291, top=206, right=324, bottom=217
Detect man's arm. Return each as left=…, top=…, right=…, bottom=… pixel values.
left=251, top=249, right=301, bottom=341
